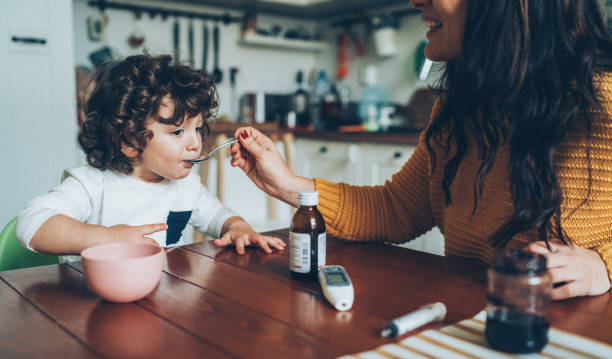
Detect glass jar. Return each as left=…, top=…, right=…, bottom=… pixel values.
left=485, top=249, right=552, bottom=353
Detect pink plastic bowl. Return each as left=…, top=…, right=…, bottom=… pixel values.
left=81, top=242, right=165, bottom=303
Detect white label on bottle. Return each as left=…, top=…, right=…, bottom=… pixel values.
left=295, top=95, right=307, bottom=113
left=289, top=232, right=310, bottom=273
left=318, top=232, right=326, bottom=269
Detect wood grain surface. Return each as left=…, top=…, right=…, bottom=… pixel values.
left=1, top=230, right=610, bottom=359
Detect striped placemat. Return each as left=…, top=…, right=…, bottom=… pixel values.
left=339, top=311, right=612, bottom=359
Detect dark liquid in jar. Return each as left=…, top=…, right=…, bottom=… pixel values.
left=485, top=311, right=549, bottom=353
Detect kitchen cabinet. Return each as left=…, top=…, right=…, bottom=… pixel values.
left=294, top=138, right=444, bottom=256
left=295, top=140, right=362, bottom=184
left=359, top=143, right=416, bottom=186
left=0, top=0, right=77, bottom=228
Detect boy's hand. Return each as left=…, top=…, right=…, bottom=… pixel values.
left=214, top=220, right=285, bottom=255
left=106, top=223, right=167, bottom=247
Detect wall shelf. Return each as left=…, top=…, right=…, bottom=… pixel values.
left=149, top=0, right=408, bottom=20
left=239, top=33, right=328, bottom=52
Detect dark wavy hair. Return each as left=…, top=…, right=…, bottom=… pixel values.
left=425, top=0, right=612, bottom=247
left=79, top=53, right=217, bottom=174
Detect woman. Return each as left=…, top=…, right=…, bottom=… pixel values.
left=228, top=0, right=612, bottom=300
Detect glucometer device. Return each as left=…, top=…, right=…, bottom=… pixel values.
left=318, top=265, right=354, bottom=311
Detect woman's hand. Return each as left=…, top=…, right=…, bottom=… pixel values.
left=214, top=217, right=285, bottom=255
left=230, top=127, right=314, bottom=207
left=526, top=241, right=611, bottom=300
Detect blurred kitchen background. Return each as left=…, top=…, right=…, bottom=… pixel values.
left=2, top=0, right=611, bottom=255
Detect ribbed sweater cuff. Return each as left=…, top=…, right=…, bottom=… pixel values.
left=594, top=242, right=612, bottom=288
left=314, top=178, right=342, bottom=229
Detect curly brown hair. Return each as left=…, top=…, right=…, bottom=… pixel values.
left=78, top=53, right=217, bottom=174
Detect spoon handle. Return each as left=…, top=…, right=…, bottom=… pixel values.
left=207, top=138, right=239, bottom=158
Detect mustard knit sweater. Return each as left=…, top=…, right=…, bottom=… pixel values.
left=315, top=72, right=612, bottom=282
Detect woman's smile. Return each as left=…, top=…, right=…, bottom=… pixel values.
left=411, top=0, right=467, bottom=61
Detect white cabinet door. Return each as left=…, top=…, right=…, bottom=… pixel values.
left=0, top=0, right=76, bottom=228
left=294, top=139, right=444, bottom=256
left=295, top=140, right=362, bottom=184
left=360, top=143, right=444, bottom=256
left=359, top=144, right=415, bottom=186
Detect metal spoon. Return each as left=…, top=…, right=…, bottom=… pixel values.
left=186, top=138, right=239, bottom=163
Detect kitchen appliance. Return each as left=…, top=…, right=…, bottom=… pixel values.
left=239, top=93, right=292, bottom=125
left=319, top=101, right=360, bottom=130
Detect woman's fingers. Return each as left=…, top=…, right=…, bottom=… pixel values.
left=526, top=240, right=567, bottom=254
left=543, top=254, right=574, bottom=268
left=551, top=280, right=587, bottom=300
left=237, top=129, right=264, bottom=156
left=526, top=241, right=611, bottom=298
left=231, top=157, right=245, bottom=168
left=548, top=266, right=579, bottom=284
left=525, top=241, right=573, bottom=268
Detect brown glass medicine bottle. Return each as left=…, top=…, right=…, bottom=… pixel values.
left=289, top=191, right=326, bottom=281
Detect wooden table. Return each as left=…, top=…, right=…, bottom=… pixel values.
left=2, top=230, right=611, bottom=358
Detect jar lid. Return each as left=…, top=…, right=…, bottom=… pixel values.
left=492, top=249, right=547, bottom=275
left=298, top=191, right=318, bottom=206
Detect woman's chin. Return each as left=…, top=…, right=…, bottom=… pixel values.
left=424, top=45, right=459, bottom=63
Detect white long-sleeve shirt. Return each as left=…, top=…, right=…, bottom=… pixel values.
left=16, top=166, right=236, bottom=252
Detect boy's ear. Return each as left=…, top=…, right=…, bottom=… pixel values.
left=121, top=143, right=139, bottom=158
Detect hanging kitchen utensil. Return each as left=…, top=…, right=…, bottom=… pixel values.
left=336, top=27, right=365, bottom=80
left=202, top=21, right=209, bottom=73
left=173, top=18, right=180, bottom=62
left=188, top=19, right=194, bottom=65
left=212, top=22, right=223, bottom=84
left=336, top=31, right=349, bottom=80
left=229, top=67, right=239, bottom=120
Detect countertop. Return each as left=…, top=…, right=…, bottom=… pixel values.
left=208, top=121, right=421, bottom=146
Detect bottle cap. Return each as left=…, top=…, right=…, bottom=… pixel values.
left=298, top=190, right=318, bottom=206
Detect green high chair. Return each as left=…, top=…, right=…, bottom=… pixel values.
left=0, top=218, right=59, bottom=272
